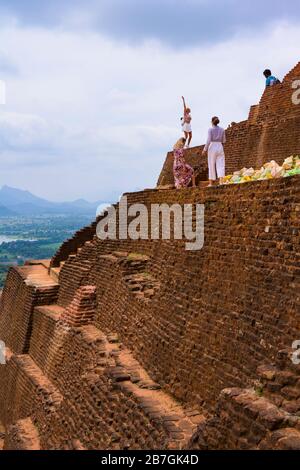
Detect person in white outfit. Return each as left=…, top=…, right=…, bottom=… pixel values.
left=181, top=96, right=192, bottom=148
left=202, top=116, right=226, bottom=186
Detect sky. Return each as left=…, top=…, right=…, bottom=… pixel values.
left=0, top=0, right=299, bottom=202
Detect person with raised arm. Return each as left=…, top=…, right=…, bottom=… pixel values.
left=181, top=96, right=192, bottom=148
left=202, top=116, right=226, bottom=186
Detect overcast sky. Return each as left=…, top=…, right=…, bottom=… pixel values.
left=0, top=0, right=299, bottom=202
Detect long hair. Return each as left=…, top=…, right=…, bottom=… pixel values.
left=173, top=137, right=186, bottom=150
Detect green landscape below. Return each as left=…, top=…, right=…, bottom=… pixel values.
left=0, top=184, right=109, bottom=288
left=0, top=215, right=93, bottom=288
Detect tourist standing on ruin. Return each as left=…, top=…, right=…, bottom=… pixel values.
left=202, top=117, right=226, bottom=186
left=263, top=69, right=280, bottom=87
left=173, top=137, right=196, bottom=189
left=181, top=96, right=192, bottom=148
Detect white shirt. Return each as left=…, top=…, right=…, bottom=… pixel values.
left=204, top=125, right=226, bottom=151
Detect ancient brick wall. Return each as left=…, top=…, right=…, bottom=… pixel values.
left=51, top=176, right=300, bottom=412
left=0, top=63, right=299, bottom=451
left=86, top=177, right=299, bottom=411
left=0, top=175, right=299, bottom=449
left=157, top=62, right=300, bottom=186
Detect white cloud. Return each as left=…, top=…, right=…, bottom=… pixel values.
left=0, top=21, right=299, bottom=201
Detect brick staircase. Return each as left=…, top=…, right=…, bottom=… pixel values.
left=1, top=172, right=299, bottom=449
left=0, top=260, right=204, bottom=449
left=2, top=327, right=205, bottom=449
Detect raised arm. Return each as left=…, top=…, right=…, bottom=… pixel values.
left=182, top=96, right=187, bottom=114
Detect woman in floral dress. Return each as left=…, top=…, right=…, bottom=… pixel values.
left=173, top=137, right=195, bottom=189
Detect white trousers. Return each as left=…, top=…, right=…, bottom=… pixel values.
left=208, top=142, right=225, bottom=180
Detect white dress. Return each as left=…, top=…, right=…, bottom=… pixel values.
left=182, top=113, right=192, bottom=133
left=183, top=122, right=192, bottom=133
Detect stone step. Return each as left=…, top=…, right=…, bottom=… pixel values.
left=0, top=351, right=63, bottom=446
left=157, top=184, right=175, bottom=190
left=49, top=266, right=61, bottom=283
left=256, top=359, right=300, bottom=415
left=4, top=418, right=40, bottom=450
left=13, top=353, right=63, bottom=407
left=199, top=181, right=210, bottom=189
left=20, top=264, right=59, bottom=290
left=104, top=334, right=205, bottom=449
left=25, top=259, right=51, bottom=270
left=35, top=304, right=65, bottom=320
left=187, top=387, right=300, bottom=450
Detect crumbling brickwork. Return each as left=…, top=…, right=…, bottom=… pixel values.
left=0, top=63, right=299, bottom=450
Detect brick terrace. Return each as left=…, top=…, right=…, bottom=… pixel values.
left=0, top=63, right=299, bottom=450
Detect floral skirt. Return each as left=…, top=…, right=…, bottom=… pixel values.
left=173, top=149, right=194, bottom=189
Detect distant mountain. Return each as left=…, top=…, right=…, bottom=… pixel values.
left=0, top=185, right=106, bottom=217
left=0, top=203, right=16, bottom=217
